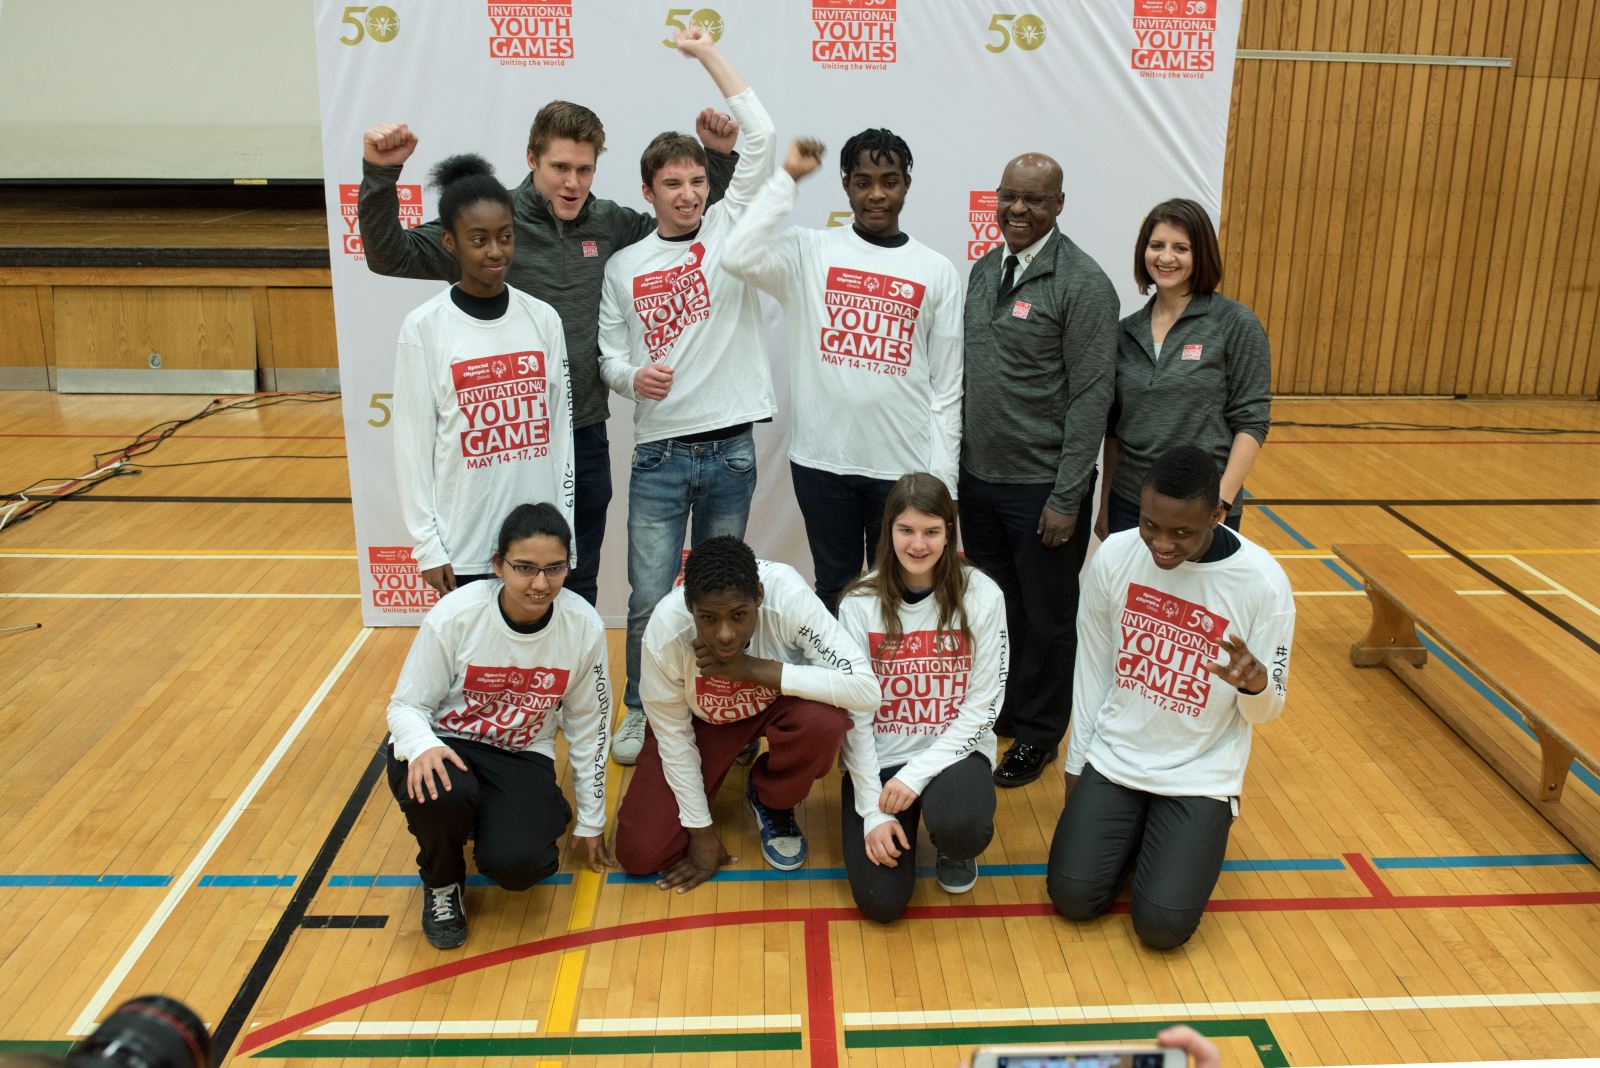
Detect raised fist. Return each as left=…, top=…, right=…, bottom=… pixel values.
left=784, top=137, right=826, bottom=182
left=363, top=122, right=417, bottom=167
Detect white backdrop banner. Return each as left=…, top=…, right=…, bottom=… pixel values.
left=312, top=0, right=1241, bottom=626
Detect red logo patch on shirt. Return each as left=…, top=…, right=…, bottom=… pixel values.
left=1182, top=343, right=1203, bottom=361
left=581, top=240, right=598, bottom=258
left=868, top=630, right=971, bottom=737
left=1012, top=300, right=1032, bottom=319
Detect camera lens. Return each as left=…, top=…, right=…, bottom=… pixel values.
left=65, top=996, right=213, bottom=1068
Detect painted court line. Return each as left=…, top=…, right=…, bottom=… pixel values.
left=0, top=550, right=353, bottom=559
left=1374, top=853, right=1589, bottom=869
left=68, top=627, right=373, bottom=1036
left=842, top=990, right=1600, bottom=1026
left=1500, top=555, right=1600, bottom=620
left=305, top=1020, right=540, bottom=1036
left=1, top=593, right=359, bottom=600
left=577, top=1014, right=802, bottom=1032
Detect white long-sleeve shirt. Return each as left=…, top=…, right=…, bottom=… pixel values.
left=837, top=567, right=1008, bottom=836
left=387, top=582, right=611, bottom=836
left=640, top=559, right=880, bottom=829
left=1065, top=528, right=1295, bottom=799
left=597, top=88, right=777, bottom=444
left=722, top=172, right=964, bottom=494
left=392, top=286, right=575, bottom=574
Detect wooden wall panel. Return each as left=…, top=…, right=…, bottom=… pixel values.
left=52, top=287, right=254, bottom=371
left=264, top=289, right=337, bottom=370
left=0, top=288, right=46, bottom=368
left=1225, top=0, right=1600, bottom=396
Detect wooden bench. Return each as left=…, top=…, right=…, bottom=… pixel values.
left=1333, top=543, right=1600, bottom=863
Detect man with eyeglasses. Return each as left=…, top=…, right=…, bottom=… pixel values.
left=959, top=152, right=1117, bottom=788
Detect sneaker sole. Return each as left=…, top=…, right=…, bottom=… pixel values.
left=746, top=795, right=806, bottom=870
left=937, top=874, right=978, bottom=894
left=611, top=750, right=640, bottom=766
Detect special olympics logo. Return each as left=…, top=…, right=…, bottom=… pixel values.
left=863, top=276, right=880, bottom=293
left=492, top=359, right=509, bottom=379
left=1161, top=600, right=1179, bottom=619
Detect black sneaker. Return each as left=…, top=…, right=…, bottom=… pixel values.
left=421, top=882, right=467, bottom=949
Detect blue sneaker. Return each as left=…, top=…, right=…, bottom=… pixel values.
left=746, top=777, right=806, bottom=870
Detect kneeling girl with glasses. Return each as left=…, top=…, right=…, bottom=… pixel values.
left=386, top=503, right=614, bottom=949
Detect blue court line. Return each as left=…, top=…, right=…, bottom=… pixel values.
left=605, top=857, right=1348, bottom=884
left=327, top=873, right=574, bottom=888
left=0, top=874, right=170, bottom=887
left=1254, top=504, right=1600, bottom=797
left=197, top=875, right=296, bottom=887
left=1373, top=853, right=1591, bottom=869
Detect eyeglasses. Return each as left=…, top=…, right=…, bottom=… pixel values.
left=506, top=560, right=570, bottom=580
left=995, top=188, right=1058, bottom=209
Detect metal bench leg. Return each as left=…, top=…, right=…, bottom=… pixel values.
left=1350, top=586, right=1428, bottom=668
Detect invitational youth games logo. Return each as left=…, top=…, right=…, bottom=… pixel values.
left=694, top=675, right=779, bottom=724
left=488, top=0, right=573, bottom=66
left=1131, top=0, right=1217, bottom=78
left=444, top=663, right=571, bottom=748
left=819, top=267, right=924, bottom=376
left=966, top=190, right=1001, bottom=261
left=632, top=241, right=712, bottom=363
left=451, top=351, right=551, bottom=468
left=1116, top=582, right=1230, bottom=717
left=868, top=630, right=971, bottom=736
left=337, top=183, right=422, bottom=259
left=812, top=0, right=896, bottom=70
left=366, top=546, right=438, bottom=613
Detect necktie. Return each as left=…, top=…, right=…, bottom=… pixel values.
left=997, top=254, right=1019, bottom=306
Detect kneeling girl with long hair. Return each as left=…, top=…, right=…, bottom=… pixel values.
left=837, top=472, right=1008, bottom=922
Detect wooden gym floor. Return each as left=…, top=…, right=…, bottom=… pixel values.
left=1, top=392, right=1599, bottom=1067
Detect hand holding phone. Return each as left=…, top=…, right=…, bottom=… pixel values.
left=969, top=1041, right=1191, bottom=1068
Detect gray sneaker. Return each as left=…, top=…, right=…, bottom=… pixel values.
left=935, top=854, right=978, bottom=894
left=611, top=707, right=647, bottom=765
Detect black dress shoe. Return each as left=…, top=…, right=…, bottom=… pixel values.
left=992, top=742, right=1056, bottom=788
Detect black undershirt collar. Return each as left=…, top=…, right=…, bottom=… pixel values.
left=451, top=285, right=510, bottom=321
left=852, top=224, right=909, bottom=249
left=903, top=586, right=935, bottom=604
left=661, top=225, right=701, bottom=243
left=498, top=590, right=555, bottom=635
left=1196, top=524, right=1241, bottom=564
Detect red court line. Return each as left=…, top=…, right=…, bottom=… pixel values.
left=0, top=433, right=344, bottom=441
left=805, top=917, right=838, bottom=1068
left=238, top=885, right=1600, bottom=1056
left=1343, top=852, right=1393, bottom=900
left=1271, top=439, right=1600, bottom=446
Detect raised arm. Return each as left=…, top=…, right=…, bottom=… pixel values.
left=358, top=123, right=459, bottom=281
left=721, top=139, right=822, bottom=297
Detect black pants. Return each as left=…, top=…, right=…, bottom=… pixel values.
left=568, top=422, right=613, bottom=607
left=1106, top=491, right=1243, bottom=535
left=386, top=737, right=571, bottom=890
left=790, top=462, right=897, bottom=614
left=1046, top=763, right=1232, bottom=950
left=841, top=753, right=996, bottom=923
left=957, top=469, right=1094, bottom=749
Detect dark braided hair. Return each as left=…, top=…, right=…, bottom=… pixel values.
left=428, top=153, right=512, bottom=232
left=838, top=128, right=912, bottom=179
left=682, top=536, right=760, bottom=608
left=1144, top=445, right=1222, bottom=505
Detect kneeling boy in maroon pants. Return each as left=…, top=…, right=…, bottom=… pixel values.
left=615, top=535, right=879, bottom=890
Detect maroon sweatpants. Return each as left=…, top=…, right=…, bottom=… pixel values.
left=614, top=696, right=850, bottom=875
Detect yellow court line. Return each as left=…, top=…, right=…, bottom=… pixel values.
left=544, top=740, right=625, bottom=1034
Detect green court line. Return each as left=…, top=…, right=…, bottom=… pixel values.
left=0, top=1042, right=72, bottom=1056
left=248, top=1031, right=804, bottom=1057
left=844, top=1018, right=1289, bottom=1068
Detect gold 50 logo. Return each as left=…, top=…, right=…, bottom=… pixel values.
left=986, top=12, right=1045, bottom=52
left=663, top=7, right=724, bottom=46
left=339, top=5, right=399, bottom=45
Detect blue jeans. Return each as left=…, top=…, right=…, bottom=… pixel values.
left=623, top=430, right=758, bottom=710
left=568, top=422, right=613, bottom=607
